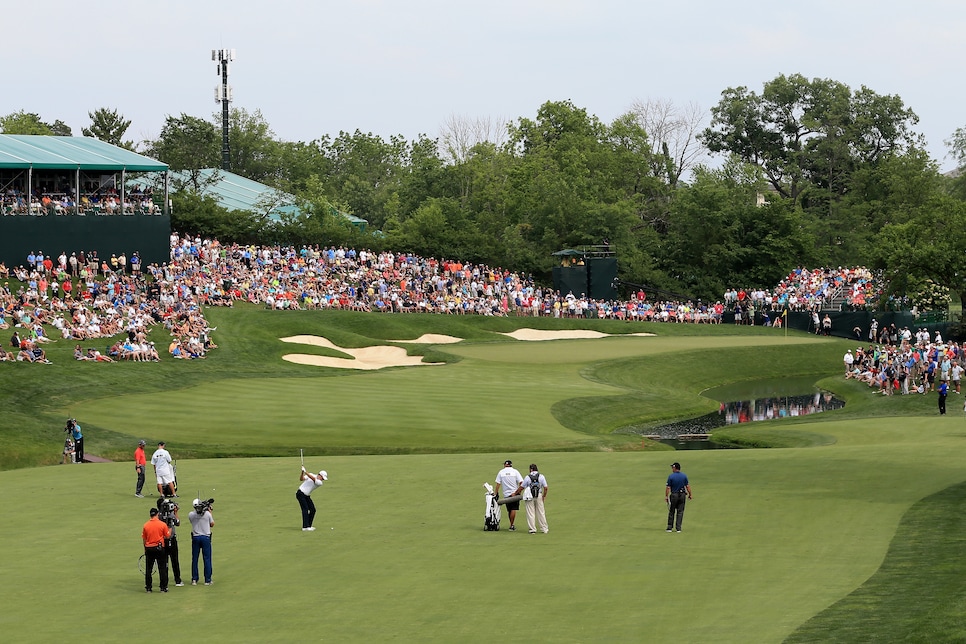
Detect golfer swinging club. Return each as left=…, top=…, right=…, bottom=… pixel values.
left=296, top=465, right=327, bottom=531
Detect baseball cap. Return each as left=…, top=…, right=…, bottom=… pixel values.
left=150, top=508, right=159, bottom=516
left=138, top=439, right=146, bottom=446
left=504, top=460, right=512, bottom=467
left=671, top=462, right=681, bottom=469
left=319, top=470, right=328, bottom=480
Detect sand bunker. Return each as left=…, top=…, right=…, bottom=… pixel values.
left=280, top=335, right=444, bottom=370
left=391, top=334, right=464, bottom=344
left=501, top=329, right=655, bottom=341
left=280, top=329, right=654, bottom=370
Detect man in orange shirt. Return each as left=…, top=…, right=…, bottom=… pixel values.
left=134, top=440, right=147, bottom=498
left=142, top=507, right=171, bottom=593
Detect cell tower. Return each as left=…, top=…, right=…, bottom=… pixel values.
left=212, top=48, right=235, bottom=171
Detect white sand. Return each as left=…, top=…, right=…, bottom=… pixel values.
left=279, top=329, right=653, bottom=370
left=500, top=329, right=655, bottom=341
left=390, top=334, right=464, bottom=344
left=280, top=335, right=444, bottom=370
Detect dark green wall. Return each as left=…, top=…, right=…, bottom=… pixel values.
left=0, top=215, right=170, bottom=269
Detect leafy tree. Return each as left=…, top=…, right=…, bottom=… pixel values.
left=0, top=111, right=54, bottom=135
left=49, top=120, right=72, bottom=136
left=146, top=114, right=221, bottom=192
left=82, top=108, right=133, bottom=148
left=870, top=194, right=966, bottom=306
left=662, top=160, right=814, bottom=299
left=701, top=74, right=921, bottom=206
left=226, top=107, right=283, bottom=184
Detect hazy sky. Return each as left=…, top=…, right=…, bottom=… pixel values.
left=5, top=0, right=964, bottom=170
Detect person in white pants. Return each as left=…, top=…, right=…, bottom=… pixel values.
left=516, top=463, right=549, bottom=534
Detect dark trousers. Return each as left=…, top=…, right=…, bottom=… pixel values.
left=136, top=465, right=145, bottom=495
left=939, top=393, right=947, bottom=415
left=74, top=437, right=84, bottom=463
left=296, top=490, right=316, bottom=528
left=667, top=492, right=687, bottom=531
left=166, top=537, right=181, bottom=584
left=144, top=546, right=168, bottom=591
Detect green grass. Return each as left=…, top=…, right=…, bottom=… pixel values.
left=2, top=305, right=966, bottom=641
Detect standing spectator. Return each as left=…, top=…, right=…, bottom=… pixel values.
left=495, top=459, right=524, bottom=532
left=134, top=439, right=147, bottom=497
left=514, top=463, right=549, bottom=534
left=151, top=441, right=176, bottom=497
left=67, top=418, right=84, bottom=463
left=952, top=362, right=963, bottom=395
left=822, top=314, right=832, bottom=336
left=939, top=380, right=948, bottom=415
left=843, top=350, right=854, bottom=375
left=296, top=467, right=327, bottom=531
left=665, top=462, right=693, bottom=533
left=141, top=507, right=171, bottom=593
left=188, top=498, right=215, bottom=585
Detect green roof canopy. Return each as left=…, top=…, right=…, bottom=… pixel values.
left=153, top=169, right=368, bottom=228
left=0, top=135, right=167, bottom=172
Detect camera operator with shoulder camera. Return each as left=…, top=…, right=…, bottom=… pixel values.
left=188, top=497, right=215, bottom=586
left=65, top=418, right=83, bottom=464
left=157, top=497, right=184, bottom=587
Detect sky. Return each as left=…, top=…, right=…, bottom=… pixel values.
left=4, top=0, right=964, bottom=171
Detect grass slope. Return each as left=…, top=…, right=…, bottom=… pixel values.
left=3, top=306, right=965, bottom=641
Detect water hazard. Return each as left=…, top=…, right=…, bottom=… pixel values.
left=648, top=387, right=845, bottom=449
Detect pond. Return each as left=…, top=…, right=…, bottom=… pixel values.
left=647, top=376, right=845, bottom=449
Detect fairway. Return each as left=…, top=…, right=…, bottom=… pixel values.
left=3, top=309, right=965, bottom=641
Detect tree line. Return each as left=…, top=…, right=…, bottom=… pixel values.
left=6, top=73, right=966, bottom=306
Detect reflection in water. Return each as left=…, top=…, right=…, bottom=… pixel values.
left=651, top=391, right=845, bottom=442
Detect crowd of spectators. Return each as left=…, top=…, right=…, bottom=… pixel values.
left=0, top=233, right=905, bottom=369
left=2, top=186, right=158, bottom=216
left=844, top=326, right=964, bottom=398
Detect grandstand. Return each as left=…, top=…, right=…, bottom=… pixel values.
left=0, top=135, right=170, bottom=267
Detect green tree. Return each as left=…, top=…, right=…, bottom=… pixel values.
left=226, top=107, right=283, bottom=184
left=662, top=160, right=814, bottom=299
left=0, top=111, right=54, bottom=135
left=702, top=74, right=921, bottom=206
left=870, top=194, right=966, bottom=306
left=146, top=114, right=221, bottom=191
left=82, top=108, right=133, bottom=148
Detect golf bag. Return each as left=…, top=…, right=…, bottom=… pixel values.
left=483, top=483, right=500, bottom=531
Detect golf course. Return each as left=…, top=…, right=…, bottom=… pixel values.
left=2, top=306, right=964, bottom=642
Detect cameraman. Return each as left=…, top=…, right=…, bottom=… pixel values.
left=157, top=498, right=184, bottom=587
left=65, top=419, right=83, bottom=464
left=188, top=498, right=215, bottom=586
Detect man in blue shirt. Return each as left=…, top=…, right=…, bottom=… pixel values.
left=665, top=462, right=692, bottom=533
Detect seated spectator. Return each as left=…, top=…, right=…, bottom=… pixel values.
left=74, top=344, right=90, bottom=361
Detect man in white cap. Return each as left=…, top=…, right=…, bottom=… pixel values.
left=296, top=466, right=327, bottom=531
left=495, top=459, right=524, bottom=531
left=151, top=441, right=176, bottom=498
left=843, top=349, right=854, bottom=375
